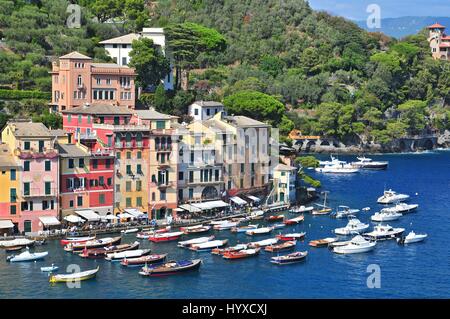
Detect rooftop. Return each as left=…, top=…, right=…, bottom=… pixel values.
left=91, top=63, right=132, bottom=69
left=62, top=104, right=133, bottom=115
left=57, top=144, right=89, bottom=158
left=274, top=163, right=297, bottom=171
left=7, top=121, right=52, bottom=138
left=99, top=33, right=140, bottom=45
left=427, top=22, right=446, bottom=29
left=223, top=115, right=270, bottom=128
left=192, top=101, right=224, bottom=108
left=59, top=51, right=92, bottom=60
left=49, top=129, right=67, bottom=137
left=134, top=109, right=175, bottom=120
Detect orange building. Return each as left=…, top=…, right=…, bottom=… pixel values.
left=427, top=23, right=450, bottom=60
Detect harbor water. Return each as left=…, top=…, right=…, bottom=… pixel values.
left=1, top=151, right=449, bottom=298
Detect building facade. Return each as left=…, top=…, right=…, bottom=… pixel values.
left=427, top=23, right=450, bottom=60
left=272, top=164, right=298, bottom=204
left=188, top=101, right=226, bottom=122
left=50, top=51, right=136, bottom=112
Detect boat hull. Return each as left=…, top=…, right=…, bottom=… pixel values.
left=49, top=267, right=99, bottom=283
left=333, top=245, right=376, bottom=254
left=120, top=254, right=167, bottom=267
left=139, top=259, right=202, bottom=276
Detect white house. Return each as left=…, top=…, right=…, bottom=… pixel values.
left=188, top=101, right=225, bottom=121
left=99, top=28, right=174, bottom=90
left=272, top=164, right=298, bottom=204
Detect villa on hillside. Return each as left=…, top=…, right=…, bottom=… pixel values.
left=427, top=22, right=450, bottom=60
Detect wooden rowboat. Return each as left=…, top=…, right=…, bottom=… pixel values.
left=276, top=233, right=306, bottom=241
left=265, top=240, right=297, bottom=252
left=49, top=266, right=99, bottom=283
left=120, top=254, right=168, bottom=267
left=284, top=215, right=304, bottom=225
left=265, top=215, right=285, bottom=222
left=309, top=237, right=338, bottom=247
left=222, top=248, right=260, bottom=259
left=271, top=251, right=308, bottom=265
left=64, top=236, right=122, bottom=252
left=139, top=259, right=202, bottom=276
left=78, top=241, right=140, bottom=259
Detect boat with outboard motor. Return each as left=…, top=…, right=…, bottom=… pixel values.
left=351, top=156, right=388, bottom=170
left=7, top=249, right=48, bottom=262
left=381, top=203, right=419, bottom=214
left=334, top=217, right=369, bottom=235
left=331, top=206, right=360, bottom=219
left=377, top=189, right=410, bottom=204
left=363, top=224, right=405, bottom=241
left=397, top=231, right=427, bottom=245
left=139, top=259, right=202, bottom=276
left=270, top=251, right=308, bottom=265
left=333, top=235, right=377, bottom=254
left=371, top=211, right=402, bottom=222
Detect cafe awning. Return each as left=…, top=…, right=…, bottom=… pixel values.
left=124, top=208, right=144, bottom=218
left=101, top=214, right=118, bottom=221
left=64, top=215, right=84, bottom=223
left=75, top=209, right=101, bottom=222
left=39, top=216, right=61, bottom=226
left=0, top=220, right=14, bottom=229
left=247, top=195, right=261, bottom=202
left=191, top=200, right=230, bottom=211
left=178, top=204, right=202, bottom=213
left=117, top=212, right=134, bottom=219
left=230, top=196, right=247, bottom=205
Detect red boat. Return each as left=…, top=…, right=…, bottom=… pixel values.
left=60, top=235, right=96, bottom=246
left=284, top=215, right=304, bottom=225
left=222, top=248, right=260, bottom=259
left=155, top=226, right=171, bottom=233
left=276, top=232, right=306, bottom=241
left=266, top=215, right=285, bottom=222
left=148, top=231, right=183, bottom=242
left=265, top=240, right=297, bottom=252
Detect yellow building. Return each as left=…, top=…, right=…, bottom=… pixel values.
left=0, top=144, right=20, bottom=235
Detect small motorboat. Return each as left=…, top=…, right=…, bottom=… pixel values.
left=60, top=235, right=96, bottom=246
left=0, top=238, right=35, bottom=249
left=248, top=238, right=279, bottom=248
left=211, top=244, right=248, bottom=255
left=370, top=211, right=402, bottom=222
left=290, top=206, right=313, bottom=214
left=276, top=233, right=306, bottom=241
left=177, top=236, right=215, bottom=248
left=41, top=264, right=59, bottom=272
left=49, top=266, right=99, bottom=283
left=64, top=236, right=122, bottom=252
left=120, top=254, right=168, bottom=267
left=213, top=222, right=239, bottom=231
left=381, top=203, right=419, bottom=214
left=284, top=215, right=304, bottom=225
left=328, top=240, right=351, bottom=248
left=139, top=259, right=202, bottom=276
left=333, top=235, right=377, bottom=254
left=246, top=227, right=274, bottom=236
left=5, top=246, right=24, bottom=253
left=397, top=231, right=427, bottom=245
left=105, top=249, right=151, bottom=261
left=181, top=225, right=212, bottom=234
left=230, top=224, right=259, bottom=233
left=79, top=241, right=140, bottom=259
left=270, top=251, right=308, bottom=265
left=309, top=237, right=338, bottom=247
left=222, top=248, right=260, bottom=260
left=334, top=217, right=369, bottom=235
left=136, top=231, right=155, bottom=239
left=272, top=223, right=286, bottom=229
left=362, top=207, right=371, bottom=212
left=249, top=210, right=265, bottom=220
left=209, top=220, right=231, bottom=225
left=315, top=163, right=359, bottom=174
left=265, top=215, right=285, bottom=222
left=377, top=189, right=409, bottom=204
left=148, top=232, right=184, bottom=243
left=7, top=250, right=48, bottom=262
left=331, top=206, right=360, bottom=219
left=265, top=240, right=297, bottom=252
left=363, top=224, right=405, bottom=241
left=319, top=155, right=346, bottom=166
left=121, top=228, right=139, bottom=234
left=189, top=239, right=228, bottom=251
left=351, top=156, right=388, bottom=170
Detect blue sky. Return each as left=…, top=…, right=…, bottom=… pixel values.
left=308, top=0, right=450, bottom=20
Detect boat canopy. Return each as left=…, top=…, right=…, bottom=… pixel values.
left=39, top=216, right=61, bottom=226
left=178, top=204, right=202, bottom=213
left=191, top=200, right=230, bottom=211
left=63, top=214, right=84, bottom=223
left=230, top=196, right=247, bottom=205
left=246, top=195, right=261, bottom=202
left=0, top=219, right=14, bottom=229
left=75, top=209, right=101, bottom=222
left=124, top=208, right=144, bottom=218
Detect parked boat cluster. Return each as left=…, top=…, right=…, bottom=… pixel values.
left=316, top=155, right=389, bottom=174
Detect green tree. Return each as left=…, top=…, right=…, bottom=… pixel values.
left=397, top=100, right=428, bottom=134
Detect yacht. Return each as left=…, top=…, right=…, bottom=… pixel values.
left=333, top=235, right=377, bottom=254
left=334, top=217, right=369, bottom=235
left=397, top=231, right=428, bottom=244
left=315, top=163, right=359, bottom=174
left=363, top=224, right=405, bottom=241
left=351, top=156, right=388, bottom=170
left=370, top=211, right=402, bottom=222
left=331, top=206, right=360, bottom=219
left=290, top=205, right=314, bottom=214
left=377, top=189, right=410, bottom=204
left=319, top=155, right=346, bottom=166
left=381, top=203, right=418, bottom=214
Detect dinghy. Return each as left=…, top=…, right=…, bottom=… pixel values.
left=246, top=227, right=273, bottom=236
left=49, top=266, right=99, bottom=283
left=7, top=250, right=48, bottom=262
left=177, top=236, right=215, bottom=248
left=105, top=249, right=151, bottom=261
left=222, top=248, right=260, bottom=260
left=271, top=251, right=308, bottom=265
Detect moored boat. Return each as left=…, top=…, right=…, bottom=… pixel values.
left=177, top=236, right=215, bottom=248
left=136, top=231, right=155, bottom=239
left=0, top=238, right=35, bottom=249
left=381, top=203, right=419, bottom=214
left=121, top=228, right=139, bottom=234
left=79, top=241, right=140, bottom=259
left=272, top=223, right=286, bottom=229
left=211, top=244, right=248, bottom=255
left=189, top=239, right=228, bottom=251
left=64, top=236, right=122, bottom=252
left=377, top=189, right=410, bottom=204
left=213, top=222, right=239, bottom=231
left=397, top=231, right=427, bottom=245
left=105, top=249, right=151, bottom=261
left=333, top=235, right=377, bottom=254
left=249, top=210, right=265, bottom=220
left=49, top=266, right=99, bottom=283
left=334, top=217, right=369, bottom=235
left=7, top=250, right=48, bottom=262
left=230, top=224, right=258, bottom=233
left=331, top=206, right=360, bottom=219
left=351, top=156, right=388, bottom=170
left=139, top=259, right=202, bottom=276
left=309, top=237, right=338, bottom=247
left=60, top=235, right=96, bottom=246
left=363, top=224, right=405, bottom=241
left=248, top=238, right=279, bottom=248
left=222, top=248, right=260, bottom=259
left=284, top=215, right=304, bottom=225
left=181, top=225, right=212, bottom=234
left=276, top=232, right=306, bottom=241
left=265, top=240, right=297, bottom=252
left=120, top=254, right=168, bottom=267
left=290, top=206, right=313, bottom=214
left=245, top=226, right=274, bottom=236
left=148, top=232, right=184, bottom=243
left=5, top=246, right=24, bottom=252
left=270, top=251, right=308, bottom=265
left=265, top=215, right=285, bottom=222
left=370, top=211, right=402, bottom=222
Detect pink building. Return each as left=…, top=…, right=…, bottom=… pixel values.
left=50, top=51, right=136, bottom=112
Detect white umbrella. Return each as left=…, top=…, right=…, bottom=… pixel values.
left=102, top=214, right=119, bottom=221
left=64, top=215, right=84, bottom=223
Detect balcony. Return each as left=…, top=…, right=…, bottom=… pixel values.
left=186, top=179, right=224, bottom=186
left=155, top=144, right=172, bottom=152
left=93, top=123, right=148, bottom=132
left=16, top=148, right=58, bottom=160
left=154, top=181, right=174, bottom=189
left=22, top=187, right=57, bottom=197
left=91, top=148, right=114, bottom=157
left=114, top=141, right=146, bottom=149
left=79, top=132, right=97, bottom=141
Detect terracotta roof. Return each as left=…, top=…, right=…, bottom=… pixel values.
left=439, top=43, right=450, bottom=48
left=99, top=33, right=140, bottom=45
left=62, top=104, right=133, bottom=115
left=59, top=51, right=92, bottom=60
left=427, top=23, right=446, bottom=29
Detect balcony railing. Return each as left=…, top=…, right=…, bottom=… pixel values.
left=16, top=148, right=58, bottom=160
left=114, top=141, right=146, bottom=149
left=93, top=123, right=149, bottom=132
left=22, top=187, right=57, bottom=197
left=186, top=179, right=224, bottom=185
left=79, top=132, right=97, bottom=140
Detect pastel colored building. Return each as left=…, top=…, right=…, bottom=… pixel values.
left=188, top=101, right=226, bottom=122
left=0, top=144, right=20, bottom=235
left=427, top=23, right=450, bottom=60
left=1, top=121, right=60, bottom=233
left=272, top=164, right=298, bottom=204
left=50, top=51, right=136, bottom=112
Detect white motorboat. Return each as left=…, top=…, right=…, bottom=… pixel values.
left=362, top=207, right=371, bottom=212
left=290, top=205, right=314, bottom=214
left=331, top=206, right=361, bottom=219
left=210, top=220, right=231, bottom=225
left=0, top=238, right=35, bottom=248
left=334, top=217, right=369, bottom=235
left=189, top=239, right=228, bottom=251
left=41, top=264, right=59, bottom=272
left=105, top=249, right=151, bottom=261
left=246, top=227, right=274, bottom=236
left=333, top=235, right=377, bottom=254
left=363, top=224, right=405, bottom=241
left=351, top=156, right=388, bottom=170
left=213, top=221, right=239, bottom=230
left=371, top=211, right=402, bottom=222
left=121, top=228, right=139, bottom=234
left=177, top=236, right=215, bottom=248
left=249, top=210, right=265, bottom=220
left=377, top=189, right=410, bottom=204
left=248, top=238, right=279, bottom=248
left=272, top=223, right=286, bottom=229
left=381, top=203, right=419, bottom=214
left=319, top=155, right=346, bottom=166
left=7, top=250, right=48, bottom=262
left=397, top=231, right=428, bottom=244
left=230, top=224, right=259, bottom=233
left=315, top=163, right=359, bottom=174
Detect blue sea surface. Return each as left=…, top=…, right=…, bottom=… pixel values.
left=0, top=151, right=449, bottom=298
